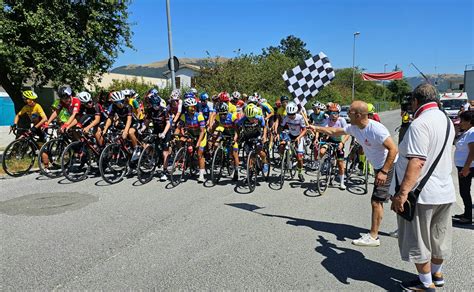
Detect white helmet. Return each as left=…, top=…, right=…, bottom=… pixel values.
left=286, top=102, right=298, bottom=115
left=110, top=91, right=125, bottom=102
left=232, top=91, right=241, bottom=100
left=312, top=101, right=323, bottom=109
left=183, top=97, right=197, bottom=107
left=259, top=98, right=267, bottom=104
left=190, top=88, right=198, bottom=95
left=121, top=89, right=132, bottom=96
left=320, top=104, right=327, bottom=110
left=170, top=89, right=181, bottom=100
left=248, top=95, right=258, bottom=104
left=77, top=91, right=92, bottom=103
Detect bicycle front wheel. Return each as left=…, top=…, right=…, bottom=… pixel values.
left=211, top=147, right=224, bottom=185
left=2, top=138, right=37, bottom=177
left=137, top=144, right=158, bottom=184
left=99, top=143, right=128, bottom=184
left=38, top=138, right=67, bottom=178
left=170, top=147, right=186, bottom=187
left=61, top=141, right=91, bottom=182
left=317, top=154, right=331, bottom=195
left=247, top=150, right=257, bottom=192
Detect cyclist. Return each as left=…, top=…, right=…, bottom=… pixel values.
left=367, top=103, right=381, bottom=122
left=218, top=91, right=237, bottom=114
left=168, top=89, right=183, bottom=126
left=197, top=92, right=214, bottom=124
left=209, top=102, right=240, bottom=181
left=274, top=95, right=290, bottom=133
left=46, top=86, right=80, bottom=132
left=313, top=103, right=349, bottom=190
left=12, top=90, right=48, bottom=139
left=231, top=91, right=245, bottom=115
left=237, top=103, right=269, bottom=174
left=143, top=92, right=171, bottom=181
left=176, top=97, right=207, bottom=183
left=76, top=91, right=104, bottom=146
left=102, top=91, right=141, bottom=160
left=279, top=102, right=307, bottom=182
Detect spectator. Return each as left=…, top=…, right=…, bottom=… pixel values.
left=453, top=110, right=474, bottom=224
left=390, top=84, right=455, bottom=291
left=311, top=100, right=398, bottom=246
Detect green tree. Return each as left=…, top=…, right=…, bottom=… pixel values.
left=0, top=0, right=133, bottom=112
left=387, top=79, right=412, bottom=102
left=263, top=35, right=311, bottom=63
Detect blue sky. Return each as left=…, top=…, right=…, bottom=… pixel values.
left=114, top=0, right=473, bottom=76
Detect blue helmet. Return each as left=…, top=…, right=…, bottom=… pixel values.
left=148, top=93, right=161, bottom=107
left=200, top=93, right=209, bottom=101
left=184, top=92, right=195, bottom=99
left=149, top=88, right=159, bottom=96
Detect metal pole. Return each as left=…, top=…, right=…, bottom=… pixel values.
left=351, top=32, right=360, bottom=101
left=166, top=0, right=176, bottom=90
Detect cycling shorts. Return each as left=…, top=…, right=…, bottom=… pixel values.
left=281, top=132, right=305, bottom=154
left=215, top=125, right=238, bottom=150
left=320, top=141, right=345, bottom=160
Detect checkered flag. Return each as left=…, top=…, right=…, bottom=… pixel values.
left=282, top=52, right=335, bottom=106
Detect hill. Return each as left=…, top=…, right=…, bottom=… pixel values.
left=405, top=74, right=464, bottom=92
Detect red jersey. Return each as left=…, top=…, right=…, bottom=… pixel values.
left=57, top=97, right=81, bottom=115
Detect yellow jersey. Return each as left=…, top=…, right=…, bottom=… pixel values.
left=18, top=103, right=47, bottom=120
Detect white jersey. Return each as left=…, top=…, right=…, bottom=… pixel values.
left=281, top=113, right=306, bottom=136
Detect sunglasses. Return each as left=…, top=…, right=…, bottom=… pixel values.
left=114, top=100, right=124, bottom=105
left=328, top=111, right=339, bottom=115
left=288, top=113, right=296, bottom=116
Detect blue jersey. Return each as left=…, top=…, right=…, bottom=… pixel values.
left=310, top=111, right=327, bottom=126
left=197, top=101, right=214, bottom=121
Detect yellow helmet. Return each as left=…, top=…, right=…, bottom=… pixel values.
left=367, top=103, right=375, bottom=114
left=245, top=103, right=259, bottom=118
left=23, top=90, right=38, bottom=100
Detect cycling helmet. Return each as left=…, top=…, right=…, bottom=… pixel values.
left=217, top=102, right=229, bottom=113
left=149, top=88, right=159, bottom=96
left=367, top=103, right=375, bottom=114
left=259, top=98, right=267, bottom=104
left=110, top=91, right=125, bottom=102
left=286, top=102, right=298, bottom=115
left=328, top=103, right=341, bottom=113
left=312, top=101, right=323, bottom=109
left=170, top=89, right=181, bottom=100
left=190, top=88, right=198, bottom=95
left=232, top=91, right=241, bottom=100
left=280, top=95, right=289, bottom=102
left=148, top=93, right=161, bottom=106
left=183, top=97, right=197, bottom=107
left=22, top=90, right=38, bottom=100
left=184, top=92, right=195, bottom=100
left=245, top=104, right=260, bottom=118
left=77, top=91, right=92, bottom=103
left=242, top=93, right=248, bottom=99
left=122, top=89, right=133, bottom=97
left=248, top=95, right=258, bottom=104
left=58, top=85, right=72, bottom=99
left=254, top=92, right=260, bottom=99
left=320, top=104, right=327, bottom=111
left=218, top=91, right=230, bottom=102
left=211, top=94, right=219, bottom=102
left=200, top=93, right=209, bottom=101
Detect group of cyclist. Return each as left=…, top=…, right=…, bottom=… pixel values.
left=10, top=85, right=381, bottom=189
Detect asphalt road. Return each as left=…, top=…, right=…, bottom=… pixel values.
left=1, top=110, right=472, bottom=290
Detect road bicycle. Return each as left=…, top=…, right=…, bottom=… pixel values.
left=210, top=133, right=236, bottom=185
left=278, top=130, right=298, bottom=188
left=2, top=125, right=56, bottom=177
left=38, top=125, right=72, bottom=178
left=345, top=140, right=369, bottom=194
left=137, top=133, right=168, bottom=184
left=169, top=133, right=200, bottom=187
left=316, top=142, right=341, bottom=195
left=243, top=136, right=270, bottom=193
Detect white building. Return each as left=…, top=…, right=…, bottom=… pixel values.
left=163, top=64, right=200, bottom=89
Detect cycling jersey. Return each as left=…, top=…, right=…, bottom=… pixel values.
left=260, top=102, right=274, bottom=116
left=237, top=115, right=265, bottom=138
left=18, top=103, right=47, bottom=120
left=180, top=112, right=205, bottom=137
left=57, top=97, right=81, bottom=115
left=197, top=101, right=215, bottom=121
left=168, top=99, right=183, bottom=116
left=321, top=117, right=347, bottom=142
left=128, top=98, right=145, bottom=120
left=146, top=107, right=170, bottom=133
left=52, top=100, right=71, bottom=123
left=309, top=111, right=327, bottom=126
left=78, top=103, right=104, bottom=127
left=370, top=113, right=381, bottom=122
left=108, top=103, right=133, bottom=123
left=215, top=112, right=238, bottom=135
left=277, top=107, right=287, bottom=119
left=281, top=114, right=306, bottom=136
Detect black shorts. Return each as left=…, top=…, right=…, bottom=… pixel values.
left=153, top=129, right=171, bottom=150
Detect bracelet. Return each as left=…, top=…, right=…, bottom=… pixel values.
left=380, top=169, right=388, bottom=175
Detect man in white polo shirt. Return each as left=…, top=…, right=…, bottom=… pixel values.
left=391, top=84, right=455, bottom=291
left=311, top=100, right=398, bottom=247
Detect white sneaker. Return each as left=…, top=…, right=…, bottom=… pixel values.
left=352, top=233, right=380, bottom=247
left=159, top=173, right=167, bottom=182
left=131, top=149, right=141, bottom=161
left=197, top=174, right=205, bottom=183
left=339, top=182, right=346, bottom=190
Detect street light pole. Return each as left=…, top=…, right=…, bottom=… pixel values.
left=351, top=32, right=360, bottom=101
left=166, top=0, right=176, bottom=90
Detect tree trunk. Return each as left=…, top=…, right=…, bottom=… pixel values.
left=0, top=70, right=30, bottom=128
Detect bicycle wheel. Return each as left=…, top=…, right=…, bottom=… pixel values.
left=61, top=141, right=91, bottom=182
left=345, top=148, right=359, bottom=178
left=211, top=147, right=224, bottom=184
left=261, top=147, right=270, bottom=181
left=170, top=147, right=186, bottom=187
left=38, top=138, right=67, bottom=178
left=287, top=148, right=297, bottom=179
left=2, top=138, right=37, bottom=177
left=99, top=143, right=128, bottom=184
left=137, top=144, right=158, bottom=184
left=246, top=150, right=257, bottom=192
left=317, top=154, right=331, bottom=195
left=279, top=149, right=288, bottom=188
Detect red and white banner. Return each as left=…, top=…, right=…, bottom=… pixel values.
left=361, top=71, right=403, bottom=81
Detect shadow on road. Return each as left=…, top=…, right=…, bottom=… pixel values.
left=315, top=235, right=414, bottom=290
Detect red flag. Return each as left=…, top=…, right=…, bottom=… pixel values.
left=361, top=71, right=403, bottom=81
